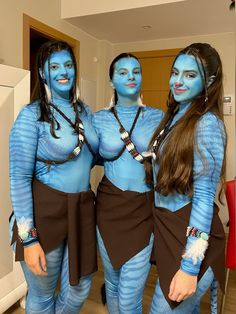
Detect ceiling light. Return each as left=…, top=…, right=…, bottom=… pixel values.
left=142, top=25, right=152, bottom=29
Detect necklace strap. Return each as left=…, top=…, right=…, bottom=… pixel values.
left=49, top=102, right=77, bottom=129
left=37, top=141, right=83, bottom=167
left=152, top=107, right=179, bottom=158
left=111, top=106, right=142, bottom=136
left=108, top=106, right=145, bottom=163
left=49, top=103, right=96, bottom=156
left=37, top=102, right=95, bottom=169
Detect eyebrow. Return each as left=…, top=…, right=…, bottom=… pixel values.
left=184, top=70, right=198, bottom=73
left=49, top=60, right=73, bottom=64
left=173, top=67, right=198, bottom=72
left=117, top=66, right=140, bottom=71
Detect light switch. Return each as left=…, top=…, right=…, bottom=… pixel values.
left=223, top=96, right=233, bottom=115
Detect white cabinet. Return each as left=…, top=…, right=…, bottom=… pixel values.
left=0, top=64, right=30, bottom=313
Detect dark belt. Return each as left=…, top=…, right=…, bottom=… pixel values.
left=96, top=176, right=154, bottom=269
left=11, top=179, right=97, bottom=285
left=152, top=203, right=225, bottom=309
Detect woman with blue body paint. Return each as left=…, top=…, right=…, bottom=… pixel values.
left=93, top=53, right=164, bottom=313
left=9, top=41, right=98, bottom=313
left=147, top=43, right=226, bottom=313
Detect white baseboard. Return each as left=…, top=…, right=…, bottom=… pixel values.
left=0, top=261, right=27, bottom=314
left=0, top=281, right=27, bottom=314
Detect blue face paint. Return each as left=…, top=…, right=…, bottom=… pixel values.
left=169, top=54, right=204, bottom=105
left=43, top=50, right=75, bottom=100
left=112, top=57, right=142, bottom=101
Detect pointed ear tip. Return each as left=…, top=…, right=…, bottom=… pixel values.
left=207, top=75, right=216, bottom=87
left=39, top=69, right=44, bottom=79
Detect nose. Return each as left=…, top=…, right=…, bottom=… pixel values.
left=128, top=71, right=135, bottom=81
left=174, top=81, right=183, bottom=87
left=60, top=66, right=69, bottom=77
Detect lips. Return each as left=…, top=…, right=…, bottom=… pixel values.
left=127, top=83, right=137, bottom=87
left=57, top=79, right=69, bottom=84
left=174, top=88, right=187, bottom=94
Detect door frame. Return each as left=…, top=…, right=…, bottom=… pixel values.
left=23, top=14, right=80, bottom=81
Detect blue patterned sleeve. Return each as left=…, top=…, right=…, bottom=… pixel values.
left=9, top=105, right=39, bottom=245
left=180, top=113, right=226, bottom=275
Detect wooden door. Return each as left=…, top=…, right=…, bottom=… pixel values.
left=132, top=49, right=181, bottom=112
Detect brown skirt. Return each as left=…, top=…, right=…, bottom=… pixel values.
left=96, top=176, right=154, bottom=269
left=152, top=203, right=225, bottom=309
left=11, top=179, right=97, bottom=285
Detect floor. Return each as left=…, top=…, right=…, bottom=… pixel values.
left=4, top=265, right=236, bottom=314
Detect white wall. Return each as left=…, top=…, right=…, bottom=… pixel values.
left=0, top=65, right=30, bottom=313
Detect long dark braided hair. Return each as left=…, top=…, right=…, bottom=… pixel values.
left=33, top=40, right=84, bottom=138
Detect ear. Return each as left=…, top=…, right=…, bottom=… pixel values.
left=39, top=68, right=45, bottom=81
left=207, top=75, right=216, bottom=87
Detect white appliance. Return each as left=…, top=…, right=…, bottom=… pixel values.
left=0, top=64, right=30, bottom=313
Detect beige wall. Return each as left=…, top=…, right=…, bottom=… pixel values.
left=61, top=0, right=185, bottom=18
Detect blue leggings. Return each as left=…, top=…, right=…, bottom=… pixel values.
left=21, top=242, right=92, bottom=314
left=97, top=227, right=153, bottom=314
left=150, top=267, right=215, bottom=314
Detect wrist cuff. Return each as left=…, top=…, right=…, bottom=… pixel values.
left=19, top=227, right=38, bottom=243
left=22, top=238, right=38, bottom=247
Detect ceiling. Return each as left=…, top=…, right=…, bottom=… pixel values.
left=63, top=0, right=235, bottom=43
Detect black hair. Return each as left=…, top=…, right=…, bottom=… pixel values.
left=109, top=53, right=141, bottom=105
left=33, top=40, right=83, bottom=138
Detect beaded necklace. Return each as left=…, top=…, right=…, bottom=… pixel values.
left=111, top=106, right=145, bottom=163
left=37, top=102, right=95, bottom=169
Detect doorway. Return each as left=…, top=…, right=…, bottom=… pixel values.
left=23, top=14, right=80, bottom=100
